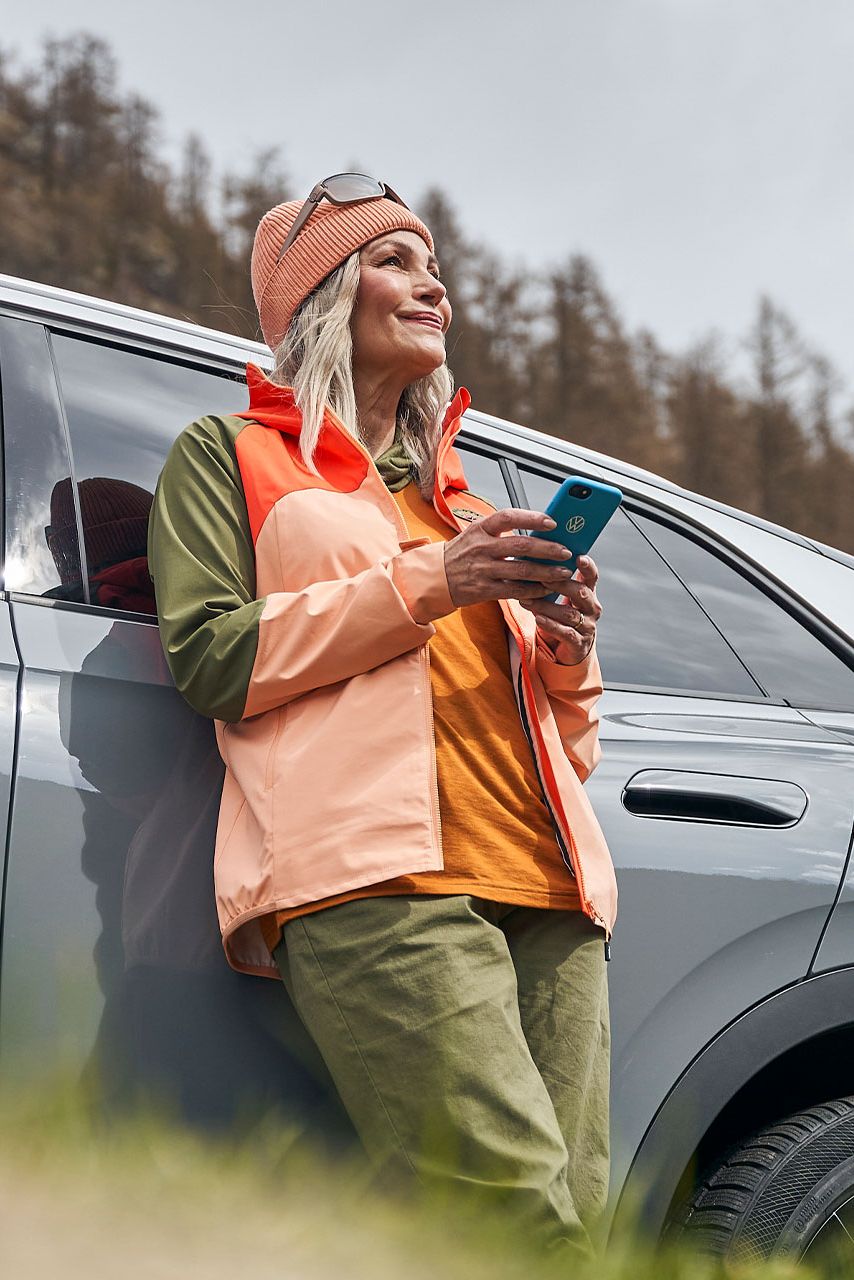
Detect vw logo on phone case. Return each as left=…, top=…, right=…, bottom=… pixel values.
left=566, top=515, right=586, bottom=533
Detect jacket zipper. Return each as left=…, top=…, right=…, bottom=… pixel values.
left=422, top=646, right=443, bottom=854
left=515, top=640, right=612, bottom=960
left=384, top=478, right=443, bottom=861
left=434, top=458, right=610, bottom=953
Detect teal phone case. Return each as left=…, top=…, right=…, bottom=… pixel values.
left=525, top=476, right=623, bottom=602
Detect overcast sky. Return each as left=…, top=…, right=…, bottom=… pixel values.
left=5, top=0, right=854, bottom=402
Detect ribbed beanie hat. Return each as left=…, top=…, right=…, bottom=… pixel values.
left=251, top=196, right=434, bottom=350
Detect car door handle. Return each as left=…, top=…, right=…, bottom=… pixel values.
left=622, top=770, right=808, bottom=827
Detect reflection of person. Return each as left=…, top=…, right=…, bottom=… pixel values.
left=44, top=476, right=159, bottom=1000
left=46, top=476, right=156, bottom=612
left=46, top=475, right=330, bottom=1130
left=149, top=175, right=617, bottom=1253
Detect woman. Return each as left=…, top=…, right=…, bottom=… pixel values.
left=149, top=174, right=618, bottom=1253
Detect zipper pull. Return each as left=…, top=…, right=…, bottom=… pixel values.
left=604, top=939, right=612, bottom=963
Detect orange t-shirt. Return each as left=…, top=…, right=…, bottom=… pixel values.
left=260, top=481, right=580, bottom=952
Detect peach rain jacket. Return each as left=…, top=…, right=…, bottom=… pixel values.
left=149, top=364, right=618, bottom=977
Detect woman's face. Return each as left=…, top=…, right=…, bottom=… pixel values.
left=351, top=231, right=452, bottom=386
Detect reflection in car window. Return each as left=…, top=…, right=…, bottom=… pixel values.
left=455, top=446, right=510, bottom=509
left=519, top=469, right=761, bottom=696
left=50, top=335, right=247, bottom=613
left=0, top=318, right=82, bottom=596
left=637, top=515, right=854, bottom=712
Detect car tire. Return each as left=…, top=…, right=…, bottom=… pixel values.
left=666, top=1097, right=854, bottom=1267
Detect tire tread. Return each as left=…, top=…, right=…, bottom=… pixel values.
left=666, top=1096, right=854, bottom=1258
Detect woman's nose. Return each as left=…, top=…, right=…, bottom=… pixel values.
left=415, top=272, right=447, bottom=306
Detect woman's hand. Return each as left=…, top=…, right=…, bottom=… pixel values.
left=443, top=509, right=580, bottom=606
left=519, top=555, right=602, bottom=665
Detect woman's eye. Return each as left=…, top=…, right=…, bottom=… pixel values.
left=381, top=254, right=403, bottom=267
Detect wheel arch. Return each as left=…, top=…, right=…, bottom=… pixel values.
left=612, top=965, right=854, bottom=1239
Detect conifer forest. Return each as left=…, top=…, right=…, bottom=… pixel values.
left=2, top=34, right=852, bottom=551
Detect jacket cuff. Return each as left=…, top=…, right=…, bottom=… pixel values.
left=391, top=539, right=455, bottom=624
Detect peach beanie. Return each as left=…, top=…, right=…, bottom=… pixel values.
left=251, top=197, right=435, bottom=350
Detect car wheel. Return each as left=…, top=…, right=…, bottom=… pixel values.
left=666, top=1098, right=854, bottom=1268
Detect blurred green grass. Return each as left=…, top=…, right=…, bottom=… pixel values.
left=0, top=1073, right=818, bottom=1280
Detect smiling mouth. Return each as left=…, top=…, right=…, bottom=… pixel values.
left=400, top=313, right=444, bottom=330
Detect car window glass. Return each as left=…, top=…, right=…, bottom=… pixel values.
left=519, top=469, right=761, bottom=696
left=0, top=318, right=82, bottom=597
left=50, top=334, right=247, bottom=614
left=454, top=445, right=510, bottom=509
left=636, top=514, right=854, bottom=712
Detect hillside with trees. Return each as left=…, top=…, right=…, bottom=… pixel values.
left=1, top=33, right=852, bottom=550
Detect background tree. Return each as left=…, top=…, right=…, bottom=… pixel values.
left=535, top=255, right=661, bottom=470
left=667, top=335, right=756, bottom=512
left=745, top=295, right=809, bottom=530
left=419, top=187, right=532, bottom=422
left=221, top=147, right=293, bottom=340
left=803, top=356, right=854, bottom=550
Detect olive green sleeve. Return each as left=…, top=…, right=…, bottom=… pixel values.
left=148, top=415, right=264, bottom=723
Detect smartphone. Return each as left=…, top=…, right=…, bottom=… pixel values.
left=523, top=476, right=623, bottom=603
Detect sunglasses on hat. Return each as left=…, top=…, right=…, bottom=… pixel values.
left=277, top=172, right=409, bottom=262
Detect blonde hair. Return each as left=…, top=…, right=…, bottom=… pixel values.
left=271, top=250, right=454, bottom=499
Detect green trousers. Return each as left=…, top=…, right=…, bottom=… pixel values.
left=273, top=894, right=610, bottom=1253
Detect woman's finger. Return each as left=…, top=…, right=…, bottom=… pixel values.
left=533, top=611, right=596, bottom=662
left=524, top=592, right=601, bottom=622
left=489, top=534, right=574, bottom=562
left=497, top=558, right=578, bottom=587
left=529, top=607, right=593, bottom=638
left=575, top=555, right=599, bottom=589
left=478, top=509, right=558, bottom=538
left=534, top=611, right=590, bottom=640
left=497, top=578, right=567, bottom=600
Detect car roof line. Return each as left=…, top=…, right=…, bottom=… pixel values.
left=2, top=273, right=847, bottom=564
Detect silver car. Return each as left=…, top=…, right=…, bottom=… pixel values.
left=1, top=272, right=853, bottom=1265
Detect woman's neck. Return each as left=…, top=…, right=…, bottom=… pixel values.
left=353, top=370, right=406, bottom=458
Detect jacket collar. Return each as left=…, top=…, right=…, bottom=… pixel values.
left=239, top=364, right=303, bottom=436
left=435, top=385, right=472, bottom=491
left=239, top=363, right=471, bottom=493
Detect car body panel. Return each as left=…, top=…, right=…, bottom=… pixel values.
left=0, top=602, right=21, bottom=944
left=806, top=711, right=854, bottom=975
left=0, top=596, right=345, bottom=1131
left=587, top=689, right=854, bottom=1200
left=615, top=966, right=854, bottom=1235
left=0, top=272, right=269, bottom=370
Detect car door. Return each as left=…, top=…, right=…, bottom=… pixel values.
left=513, top=462, right=854, bottom=1195
left=0, top=318, right=344, bottom=1135
left=806, top=703, right=854, bottom=973
left=636, top=511, right=854, bottom=987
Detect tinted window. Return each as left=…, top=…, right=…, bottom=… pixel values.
left=637, top=515, right=854, bottom=712
left=455, top=445, right=510, bottom=509
left=519, top=469, right=761, bottom=696
left=50, top=335, right=247, bottom=613
left=0, top=318, right=81, bottom=597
